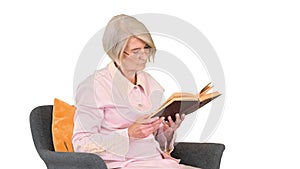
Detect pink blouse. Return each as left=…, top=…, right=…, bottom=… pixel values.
left=72, top=62, right=177, bottom=168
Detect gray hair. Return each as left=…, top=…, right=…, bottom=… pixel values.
left=102, top=14, right=156, bottom=61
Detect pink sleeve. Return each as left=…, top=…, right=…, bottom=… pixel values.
left=72, top=75, right=129, bottom=160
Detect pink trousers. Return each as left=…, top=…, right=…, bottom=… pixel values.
left=116, top=158, right=201, bottom=169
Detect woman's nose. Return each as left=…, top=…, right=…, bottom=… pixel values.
left=139, top=52, right=149, bottom=60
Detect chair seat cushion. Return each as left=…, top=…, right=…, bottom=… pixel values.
left=52, top=98, right=76, bottom=152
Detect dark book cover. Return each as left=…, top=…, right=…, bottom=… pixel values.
left=154, top=94, right=221, bottom=121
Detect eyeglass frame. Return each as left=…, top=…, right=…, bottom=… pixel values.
left=123, top=45, right=152, bottom=57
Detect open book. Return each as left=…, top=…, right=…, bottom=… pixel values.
left=148, top=82, right=221, bottom=121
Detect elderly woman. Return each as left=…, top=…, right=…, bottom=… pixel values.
left=72, top=14, right=200, bottom=169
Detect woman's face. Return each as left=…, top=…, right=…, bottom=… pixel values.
left=119, top=37, right=150, bottom=73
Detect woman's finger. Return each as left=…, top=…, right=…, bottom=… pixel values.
left=167, top=116, right=175, bottom=126
left=142, top=120, right=162, bottom=134
left=181, top=114, right=185, bottom=121
left=175, top=113, right=181, bottom=126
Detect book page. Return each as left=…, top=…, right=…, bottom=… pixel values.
left=166, top=92, right=197, bottom=102
left=199, top=82, right=213, bottom=97
left=199, top=91, right=221, bottom=102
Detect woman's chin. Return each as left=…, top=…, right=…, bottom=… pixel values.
left=137, top=62, right=147, bottom=69
left=137, top=64, right=146, bottom=71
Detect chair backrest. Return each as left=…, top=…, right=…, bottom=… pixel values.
left=30, top=105, right=108, bottom=169
left=30, top=105, right=55, bottom=154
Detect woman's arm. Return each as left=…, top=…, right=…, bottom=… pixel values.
left=72, top=76, right=129, bottom=160
left=72, top=104, right=130, bottom=159
left=155, top=114, right=185, bottom=154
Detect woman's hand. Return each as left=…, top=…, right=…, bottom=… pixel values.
left=128, top=116, right=165, bottom=139
left=162, top=113, right=185, bottom=139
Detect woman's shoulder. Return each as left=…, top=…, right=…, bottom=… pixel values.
left=77, top=67, right=111, bottom=88
left=140, top=71, right=155, bottom=81
left=140, top=71, right=164, bottom=91
left=94, top=67, right=110, bottom=79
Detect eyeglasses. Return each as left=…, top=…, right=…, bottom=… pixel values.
left=123, top=46, right=151, bottom=57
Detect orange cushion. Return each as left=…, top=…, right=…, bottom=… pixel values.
left=52, top=98, right=76, bottom=152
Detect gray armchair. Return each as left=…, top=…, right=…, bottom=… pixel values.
left=30, top=105, right=225, bottom=169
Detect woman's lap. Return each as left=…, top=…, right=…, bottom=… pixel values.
left=119, top=158, right=201, bottom=169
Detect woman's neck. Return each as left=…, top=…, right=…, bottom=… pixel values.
left=123, top=70, right=137, bottom=84
left=114, top=62, right=137, bottom=84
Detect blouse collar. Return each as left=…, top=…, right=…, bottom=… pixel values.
left=107, top=62, right=148, bottom=96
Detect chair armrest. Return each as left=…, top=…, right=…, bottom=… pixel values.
left=39, top=150, right=107, bottom=169
left=171, top=142, right=225, bottom=169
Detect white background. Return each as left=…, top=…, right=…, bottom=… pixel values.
left=1, top=0, right=300, bottom=168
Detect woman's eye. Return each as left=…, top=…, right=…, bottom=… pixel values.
left=132, top=50, right=140, bottom=54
